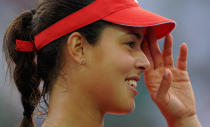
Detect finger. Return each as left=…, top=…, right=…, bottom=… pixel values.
left=142, top=38, right=154, bottom=69
left=155, top=69, right=172, bottom=104
left=162, top=34, right=174, bottom=68
left=148, top=28, right=164, bottom=69
left=177, top=43, right=188, bottom=70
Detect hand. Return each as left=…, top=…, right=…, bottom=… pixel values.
left=142, top=29, right=200, bottom=126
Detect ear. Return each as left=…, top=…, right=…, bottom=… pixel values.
left=66, top=32, right=87, bottom=64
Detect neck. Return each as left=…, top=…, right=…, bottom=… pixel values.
left=42, top=78, right=105, bottom=127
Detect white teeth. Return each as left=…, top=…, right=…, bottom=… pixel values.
left=126, top=80, right=137, bottom=88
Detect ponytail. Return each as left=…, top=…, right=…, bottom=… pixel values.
left=3, top=0, right=113, bottom=126
left=3, top=10, right=41, bottom=127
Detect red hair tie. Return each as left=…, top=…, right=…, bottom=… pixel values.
left=16, top=40, right=35, bottom=52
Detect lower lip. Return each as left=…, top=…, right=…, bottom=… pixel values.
left=127, top=85, right=138, bottom=96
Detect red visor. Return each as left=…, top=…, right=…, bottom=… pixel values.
left=16, top=0, right=175, bottom=52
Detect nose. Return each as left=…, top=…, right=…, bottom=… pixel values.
left=135, top=51, right=150, bottom=71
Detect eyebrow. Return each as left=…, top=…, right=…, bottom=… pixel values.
left=127, top=31, right=143, bottom=40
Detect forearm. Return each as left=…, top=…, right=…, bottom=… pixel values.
left=167, top=115, right=202, bottom=127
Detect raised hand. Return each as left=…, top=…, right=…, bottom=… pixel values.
left=142, top=29, right=201, bottom=127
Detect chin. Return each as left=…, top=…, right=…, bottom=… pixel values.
left=106, top=101, right=136, bottom=115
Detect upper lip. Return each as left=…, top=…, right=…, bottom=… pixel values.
left=125, top=75, right=140, bottom=82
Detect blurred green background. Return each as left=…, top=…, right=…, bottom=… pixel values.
left=1, top=0, right=210, bottom=127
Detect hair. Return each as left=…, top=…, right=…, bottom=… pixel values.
left=3, top=0, right=113, bottom=127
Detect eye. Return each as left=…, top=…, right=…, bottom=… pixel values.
left=126, top=41, right=137, bottom=48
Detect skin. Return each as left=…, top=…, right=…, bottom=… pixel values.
left=42, top=25, right=201, bottom=127
left=142, top=28, right=202, bottom=127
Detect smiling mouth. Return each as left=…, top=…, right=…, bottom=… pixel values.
left=125, top=80, right=138, bottom=96
left=125, top=80, right=137, bottom=88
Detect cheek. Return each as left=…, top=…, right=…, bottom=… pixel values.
left=87, top=46, right=134, bottom=90
left=90, top=43, right=134, bottom=76
left=106, top=48, right=134, bottom=74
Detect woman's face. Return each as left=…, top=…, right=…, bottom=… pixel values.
left=81, top=25, right=150, bottom=114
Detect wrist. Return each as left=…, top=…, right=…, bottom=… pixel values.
left=167, top=115, right=202, bottom=127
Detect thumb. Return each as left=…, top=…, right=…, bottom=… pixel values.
left=154, top=69, right=172, bottom=104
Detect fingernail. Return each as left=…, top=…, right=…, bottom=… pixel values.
left=164, top=69, right=169, bottom=77
left=170, top=34, right=173, bottom=38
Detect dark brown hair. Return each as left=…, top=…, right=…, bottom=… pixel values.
left=3, top=0, right=112, bottom=126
